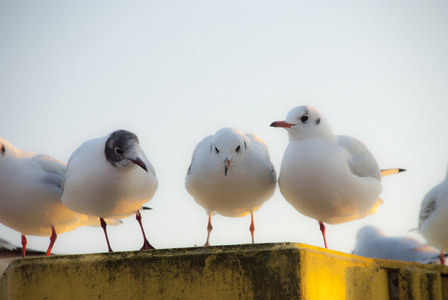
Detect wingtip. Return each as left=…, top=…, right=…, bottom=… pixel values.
left=381, top=168, right=407, bottom=177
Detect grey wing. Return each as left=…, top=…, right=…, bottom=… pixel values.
left=336, top=135, right=381, bottom=180
left=245, top=133, right=277, bottom=178
left=0, top=238, right=16, bottom=251
left=187, top=135, right=213, bottom=175
left=32, top=154, right=66, bottom=189
left=419, top=184, right=441, bottom=228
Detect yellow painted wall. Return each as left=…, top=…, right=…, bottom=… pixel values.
left=1, top=243, right=447, bottom=300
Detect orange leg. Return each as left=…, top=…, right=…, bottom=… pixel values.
left=46, top=226, right=57, bottom=256
left=136, top=210, right=154, bottom=250
left=21, top=234, right=27, bottom=258
left=249, top=211, right=255, bottom=244
left=319, top=221, right=328, bottom=249
left=205, top=212, right=213, bottom=246
left=100, top=218, right=113, bottom=252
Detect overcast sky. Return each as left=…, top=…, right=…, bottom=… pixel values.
left=1, top=1, right=447, bottom=255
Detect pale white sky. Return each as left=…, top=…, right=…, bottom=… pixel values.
left=1, top=1, right=447, bottom=255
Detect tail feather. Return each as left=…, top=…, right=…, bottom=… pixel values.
left=80, top=215, right=123, bottom=227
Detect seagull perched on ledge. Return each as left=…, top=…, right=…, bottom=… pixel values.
left=419, top=165, right=448, bottom=265
left=0, top=137, right=113, bottom=258
left=353, top=226, right=444, bottom=264
left=271, top=106, right=405, bottom=249
left=185, top=127, right=277, bottom=246
left=62, top=130, right=158, bottom=252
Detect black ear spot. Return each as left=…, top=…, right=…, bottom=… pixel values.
left=0, top=145, right=5, bottom=155
left=316, top=118, right=321, bottom=125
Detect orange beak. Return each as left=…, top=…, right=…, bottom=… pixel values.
left=270, top=121, right=295, bottom=128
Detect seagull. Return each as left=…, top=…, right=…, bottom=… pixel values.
left=61, top=130, right=158, bottom=252
left=353, top=225, right=444, bottom=264
left=0, top=137, right=112, bottom=258
left=185, top=127, right=277, bottom=246
left=271, top=106, right=405, bottom=249
left=419, top=166, right=448, bottom=264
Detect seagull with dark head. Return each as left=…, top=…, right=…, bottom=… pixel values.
left=62, top=130, right=158, bottom=252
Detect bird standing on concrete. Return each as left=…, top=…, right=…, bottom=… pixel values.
left=353, top=225, right=444, bottom=264
left=185, top=127, right=277, bottom=246
left=62, top=130, right=158, bottom=252
left=0, top=137, right=107, bottom=257
left=419, top=166, right=448, bottom=264
left=271, top=106, right=404, bottom=248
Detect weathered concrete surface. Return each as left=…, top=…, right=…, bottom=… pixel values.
left=1, top=243, right=447, bottom=299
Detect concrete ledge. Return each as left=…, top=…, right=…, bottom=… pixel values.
left=1, top=243, right=447, bottom=299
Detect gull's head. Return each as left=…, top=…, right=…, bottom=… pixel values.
left=356, top=226, right=384, bottom=244
left=270, top=106, right=333, bottom=141
left=104, top=130, right=148, bottom=172
left=210, top=127, right=247, bottom=176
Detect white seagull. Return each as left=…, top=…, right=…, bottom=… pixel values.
left=0, top=137, right=110, bottom=257
left=353, top=226, right=444, bottom=264
left=61, top=130, right=158, bottom=252
left=419, top=165, right=448, bottom=264
left=271, top=106, right=404, bottom=248
left=185, top=127, right=277, bottom=246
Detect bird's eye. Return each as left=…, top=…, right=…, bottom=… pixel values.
left=114, top=147, right=124, bottom=155
left=300, top=114, right=310, bottom=123
left=236, top=145, right=241, bottom=153
left=215, top=147, right=220, bottom=154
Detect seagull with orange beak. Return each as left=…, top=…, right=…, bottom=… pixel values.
left=271, top=106, right=404, bottom=249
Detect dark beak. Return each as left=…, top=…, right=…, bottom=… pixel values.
left=224, top=158, right=230, bottom=176
left=129, top=157, right=148, bottom=172
left=270, top=121, right=295, bottom=128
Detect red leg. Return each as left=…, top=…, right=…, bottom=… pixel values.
left=441, top=249, right=446, bottom=265
left=319, top=221, right=328, bottom=249
left=136, top=210, right=154, bottom=250
left=21, top=234, right=27, bottom=258
left=205, top=212, right=213, bottom=246
left=249, top=211, right=255, bottom=244
left=46, top=226, right=57, bottom=256
left=100, top=218, right=113, bottom=252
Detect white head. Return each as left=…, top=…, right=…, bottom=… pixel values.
left=271, top=106, right=333, bottom=141
left=357, top=226, right=384, bottom=244
left=210, top=128, right=248, bottom=176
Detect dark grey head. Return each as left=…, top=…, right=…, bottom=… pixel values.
left=104, top=130, right=148, bottom=171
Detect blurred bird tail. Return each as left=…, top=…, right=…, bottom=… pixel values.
left=80, top=215, right=123, bottom=227
left=367, top=198, right=384, bottom=215
left=381, top=168, right=406, bottom=177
